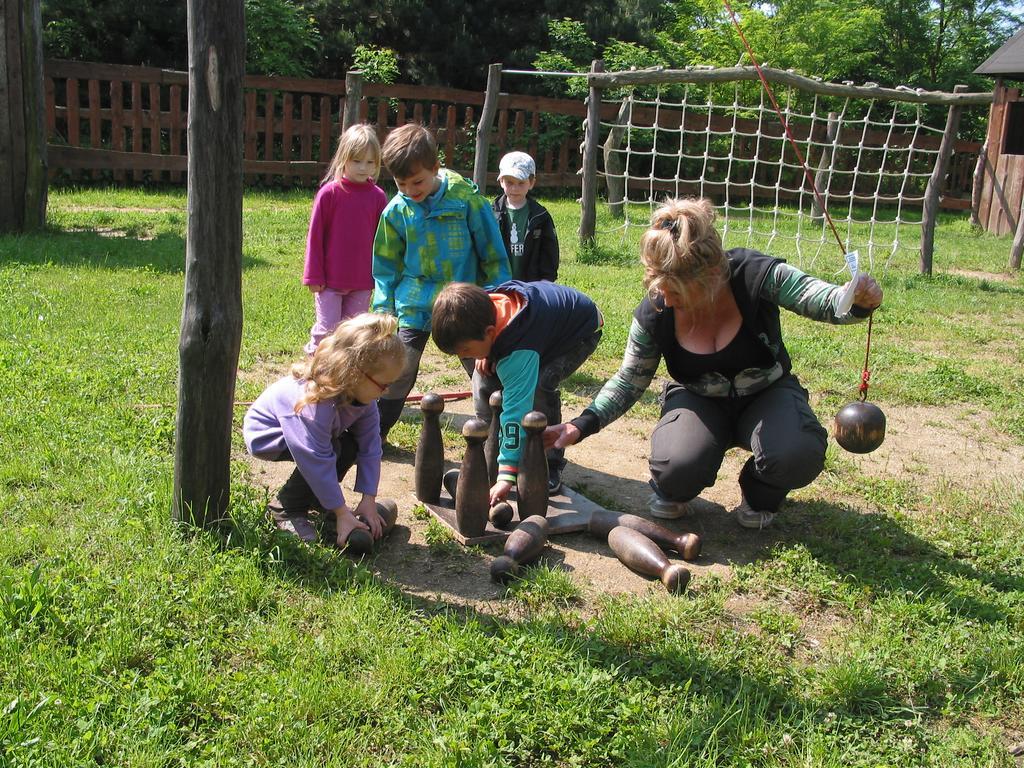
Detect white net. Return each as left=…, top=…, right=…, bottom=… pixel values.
left=598, top=80, right=948, bottom=272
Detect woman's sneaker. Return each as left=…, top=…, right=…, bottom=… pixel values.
left=734, top=500, right=775, bottom=530
left=648, top=493, right=689, bottom=519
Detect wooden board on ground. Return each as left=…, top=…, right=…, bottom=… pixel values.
left=421, top=485, right=608, bottom=546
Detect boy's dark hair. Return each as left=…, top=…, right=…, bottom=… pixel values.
left=431, top=283, right=497, bottom=354
left=381, top=123, right=438, bottom=179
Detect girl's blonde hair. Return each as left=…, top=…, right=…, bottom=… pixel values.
left=323, top=123, right=381, bottom=184
left=291, top=313, right=404, bottom=412
left=639, top=197, right=729, bottom=308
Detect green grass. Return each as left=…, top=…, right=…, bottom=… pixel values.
left=1, top=186, right=1022, bottom=765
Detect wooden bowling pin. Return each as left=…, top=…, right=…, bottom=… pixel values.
left=516, top=411, right=549, bottom=520
left=484, top=390, right=503, bottom=486
left=345, top=499, right=400, bottom=555
left=589, top=509, right=702, bottom=561
left=490, top=514, right=549, bottom=583
left=414, top=393, right=445, bottom=503
left=455, top=417, right=490, bottom=537
left=442, top=468, right=460, bottom=502
left=607, top=526, right=691, bottom=593
left=488, top=501, right=514, bottom=528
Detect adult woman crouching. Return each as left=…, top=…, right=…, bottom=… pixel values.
left=545, top=198, right=883, bottom=529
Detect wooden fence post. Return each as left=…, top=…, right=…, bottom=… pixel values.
left=174, top=0, right=245, bottom=529
left=473, top=63, right=502, bottom=193
left=969, top=140, right=987, bottom=229
left=0, top=0, right=47, bottom=233
left=603, top=94, right=631, bottom=219
left=343, top=70, right=362, bottom=131
left=920, top=84, right=967, bottom=276
left=1010, top=192, right=1024, bottom=271
left=579, top=59, right=604, bottom=246
left=811, top=112, right=838, bottom=220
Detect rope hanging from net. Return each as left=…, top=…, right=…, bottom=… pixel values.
left=721, top=0, right=875, bottom=397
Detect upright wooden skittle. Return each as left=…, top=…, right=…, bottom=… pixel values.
left=484, top=390, right=503, bottom=486
left=516, top=411, right=549, bottom=520
left=455, top=417, right=490, bottom=537
left=414, top=392, right=445, bottom=503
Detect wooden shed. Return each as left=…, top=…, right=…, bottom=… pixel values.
left=975, top=27, right=1024, bottom=235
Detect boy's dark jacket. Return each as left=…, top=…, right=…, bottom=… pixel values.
left=492, top=194, right=559, bottom=282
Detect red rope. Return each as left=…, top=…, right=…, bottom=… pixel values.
left=722, top=0, right=873, bottom=397
left=859, top=313, right=874, bottom=401
left=721, top=0, right=846, bottom=255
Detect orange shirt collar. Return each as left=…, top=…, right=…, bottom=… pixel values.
left=490, top=291, right=526, bottom=336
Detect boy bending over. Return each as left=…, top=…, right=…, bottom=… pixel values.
left=432, top=280, right=602, bottom=501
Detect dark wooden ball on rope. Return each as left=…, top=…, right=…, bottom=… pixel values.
left=834, top=400, right=886, bottom=454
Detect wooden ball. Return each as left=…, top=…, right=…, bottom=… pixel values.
left=442, top=468, right=460, bottom=501
left=488, top=501, right=514, bottom=527
left=420, top=392, right=444, bottom=414
left=834, top=401, right=886, bottom=454
left=489, top=390, right=503, bottom=409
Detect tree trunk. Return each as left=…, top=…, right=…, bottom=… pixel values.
left=0, top=0, right=47, bottom=233
left=173, top=0, right=245, bottom=528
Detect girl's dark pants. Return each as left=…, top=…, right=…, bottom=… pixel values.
left=267, top=432, right=358, bottom=517
left=649, top=374, right=827, bottom=513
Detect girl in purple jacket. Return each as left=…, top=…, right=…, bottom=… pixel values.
left=303, top=124, right=388, bottom=355
left=245, top=313, right=405, bottom=547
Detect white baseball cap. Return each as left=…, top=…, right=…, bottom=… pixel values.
left=498, top=151, right=536, bottom=181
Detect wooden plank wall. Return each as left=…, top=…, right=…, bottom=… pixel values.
left=977, top=83, right=1023, bottom=235
left=43, top=59, right=584, bottom=189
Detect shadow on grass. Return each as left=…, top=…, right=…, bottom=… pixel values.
left=0, top=227, right=265, bottom=273
left=785, top=497, right=1022, bottom=625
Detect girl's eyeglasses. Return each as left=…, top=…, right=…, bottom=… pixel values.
left=361, top=370, right=388, bottom=392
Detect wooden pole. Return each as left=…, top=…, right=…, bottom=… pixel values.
left=603, top=94, right=631, bottom=219
left=174, top=0, right=245, bottom=528
left=343, top=70, right=362, bottom=131
left=970, top=139, right=987, bottom=229
left=473, top=63, right=502, bottom=192
left=579, top=59, right=604, bottom=246
left=589, top=67, right=992, bottom=106
left=1010, top=191, right=1024, bottom=271
left=811, top=112, right=838, bottom=221
left=920, top=84, right=967, bottom=276
left=0, top=0, right=47, bottom=233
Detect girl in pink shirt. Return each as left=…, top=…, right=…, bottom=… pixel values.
left=303, top=124, right=388, bottom=355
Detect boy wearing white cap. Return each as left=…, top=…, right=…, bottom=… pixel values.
left=493, top=151, right=559, bottom=282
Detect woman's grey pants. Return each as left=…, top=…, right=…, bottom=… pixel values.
left=649, top=374, right=827, bottom=512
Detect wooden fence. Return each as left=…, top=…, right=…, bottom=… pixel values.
left=42, top=58, right=583, bottom=190
left=43, top=58, right=981, bottom=211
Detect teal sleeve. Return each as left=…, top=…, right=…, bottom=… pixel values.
left=494, top=349, right=540, bottom=483
left=467, top=194, right=512, bottom=287
left=583, top=318, right=661, bottom=429
left=762, top=262, right=863, bottom=325
left=371, top=211, right=404, bottom=316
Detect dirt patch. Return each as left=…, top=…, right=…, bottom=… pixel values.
left=944, top=267, right=1021, bottom=284
left=240, top=351, right=1023, bottom=615
left=846, top=403, right=1024, bottom=489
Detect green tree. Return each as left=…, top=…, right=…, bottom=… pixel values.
left=245, top=0, right=321, bottom=77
